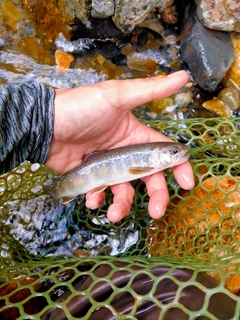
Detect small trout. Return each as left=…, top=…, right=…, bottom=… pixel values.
left=50, top=142, right=189, bottom=204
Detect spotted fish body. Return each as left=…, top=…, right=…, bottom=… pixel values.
left=50, top=142, right=189, bottom=204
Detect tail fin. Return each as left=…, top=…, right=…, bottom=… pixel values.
left=42, top=179, right=60, bottom=206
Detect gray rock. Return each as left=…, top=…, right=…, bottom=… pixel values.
left=197, top=0, right=240, bottom=32
left=181, top=5, right=235, bottom=92
left=91, top=0, right=114, bottom=18
left=112, top=0, right=173, bottom=33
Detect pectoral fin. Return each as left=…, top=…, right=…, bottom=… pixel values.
left=62, top=196, right=77, bottom=204
left=128, top=167, right=155, bottom=175
left=83, top=150, right=107, bottom=163
left=88, top=185, right=109, bottom=194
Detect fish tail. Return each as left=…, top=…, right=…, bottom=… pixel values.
left=42, top=183, right=60, bottom=206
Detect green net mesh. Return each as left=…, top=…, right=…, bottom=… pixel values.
left=1, top=117, right=240, bottom=319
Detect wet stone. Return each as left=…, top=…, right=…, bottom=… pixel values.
left=127, top=51, right=159, bottom=73
left=218, top=87, right=240, bottom=111
left=180, top=4, right=235, bottom=92
left=17, top=36, right=54, bottom=65
left=55, top=50, right=75, bottom=68
left=1, top=195, right=142, bottom=258
left=146, top=97, right=174, bottom=114
left=224, top=32, right=240, bottom=90
left=202, top=97, right=232, bottom=117
left=202, top=86, right=240, bottom=117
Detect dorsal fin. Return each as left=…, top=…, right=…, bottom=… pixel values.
left=82, top=150, right=107, bottom=163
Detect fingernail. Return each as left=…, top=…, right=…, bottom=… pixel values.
left=167, top=70, right=187, bottom=78
left=86, top=199, right=99, bottom=210
left=182, top=173, right=195, bottom=189
left=151, top=205, right=166, bottom=220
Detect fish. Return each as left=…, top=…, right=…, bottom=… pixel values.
left=49, top=142, right=189, bottom=204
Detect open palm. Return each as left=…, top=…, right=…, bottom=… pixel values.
left=45, top=71, right=194, bottom=222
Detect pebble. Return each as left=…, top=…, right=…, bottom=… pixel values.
left=162, top=5, right=178, bottom=24
left=202, top=97, right=233, bottom=117
left=202, top=86, right=240, bottom=117
left=55, top=50, right=74, bottom=68
left=127, top=51, right=159, bottom=73
left=146, top=97, right=175, bottom=114
left=218, top=87, right=240, bottom=111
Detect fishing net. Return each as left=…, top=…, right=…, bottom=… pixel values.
left=1, top=117, right=240, bottom=319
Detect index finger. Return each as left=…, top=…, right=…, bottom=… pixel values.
left=100, top=70, right=189, bottom=111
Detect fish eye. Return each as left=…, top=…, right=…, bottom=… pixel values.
left=170, top=146, right=180, bottom=155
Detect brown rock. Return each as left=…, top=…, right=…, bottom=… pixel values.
left=55, top=50, right=74, bottom=68
left=224, top=32, right=240, bottom=90
left=146, top=97, right=174, bottom=114
left=127, top=52, right=159, bottom=73
left=162, top=5, right=178, bottom=24
left=0, top=1, right=23, bottom=32
left=22, top=0, right=67, bottom=42
left=202, top=97, right=232, bottom=117
left=17, top=37, right=55, bottom=65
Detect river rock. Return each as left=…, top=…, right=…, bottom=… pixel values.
left=127, top=51, right=159, bottom=73
left=22, top=0, right=174, bottom=40
left=202, top=86, right=240, bottom=117
left=112, top=0, right=173, bottom=33
left=197, top=0, right=240, bottom=32
left=91, top=0, right=114, bottom=18
left=202, top=96, right=233, bottom=117
left=180, top=4, right=235, bottom=92
left=55, top=50, right=75, bottom=68
left=224, top=32, right=240, bottom=90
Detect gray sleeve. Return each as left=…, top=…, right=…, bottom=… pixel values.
left=0, top=82, right=55, bottom=174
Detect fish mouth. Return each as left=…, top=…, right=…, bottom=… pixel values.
left=173, top=151, right=190, bottom=166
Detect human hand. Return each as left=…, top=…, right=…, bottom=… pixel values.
left=45, top=70, right=194, bottom=222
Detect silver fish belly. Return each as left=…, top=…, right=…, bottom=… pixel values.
left=50, top=142, right=189, bottom=204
